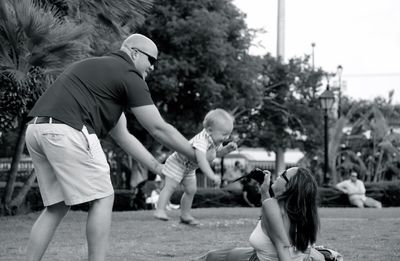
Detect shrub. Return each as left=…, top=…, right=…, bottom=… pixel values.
left=2, top=180, right=399, bottom=214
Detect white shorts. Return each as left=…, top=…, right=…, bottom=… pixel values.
left=25, top=122, right=113, bottom=206
left=162, top=155, right=196, bottom=183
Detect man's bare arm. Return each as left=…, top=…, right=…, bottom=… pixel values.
left=130, top=105, right=195, bottom=161
left=109, top=113, right=163, bottom=175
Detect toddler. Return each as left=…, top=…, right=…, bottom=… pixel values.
left=154, top=109, right=237, bottom=225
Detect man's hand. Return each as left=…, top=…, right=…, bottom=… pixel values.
left=155, top=164, right=164, bottom=176
left=212, top=175, right=221, bottom=187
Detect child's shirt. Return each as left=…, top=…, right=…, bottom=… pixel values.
left=166, top=129, right=222, bottom=174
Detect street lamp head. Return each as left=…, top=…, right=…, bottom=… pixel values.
left=319, top=89, right=335, bottom=110
left=337, top=65, right=343, bottom=77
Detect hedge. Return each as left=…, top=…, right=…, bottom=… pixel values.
left=2, top=180, right=399, bottom=214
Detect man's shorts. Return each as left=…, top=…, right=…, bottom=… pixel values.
left=25, top=121, right=113, bottom=206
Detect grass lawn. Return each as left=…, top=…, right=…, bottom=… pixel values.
left=1, top=207, right=399, bottom=261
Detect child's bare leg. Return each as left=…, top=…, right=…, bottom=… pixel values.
left=180, top=175, right=197, bottom=221
left=154, top=176, right=179, bottom=220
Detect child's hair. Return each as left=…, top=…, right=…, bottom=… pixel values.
left=203, top=109, right=234, bottom=128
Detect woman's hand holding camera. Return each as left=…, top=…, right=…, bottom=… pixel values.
left=260, top=170, right=272, bottom=200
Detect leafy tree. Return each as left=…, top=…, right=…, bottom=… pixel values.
left=238, top=54, right=327, bottom=175
left=0, top=0, right=154, bottom=214
left=331, top=98, right=400, bottom=183
left=136, top=0, right=262, bottom=143
left=55, top=0, right=155, bottom=56
left=0, top=0, right=89, bottom=215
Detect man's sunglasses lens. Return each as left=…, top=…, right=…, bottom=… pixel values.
left=148, top=56, right=156, bottom=65
left=133, top=48, right=156, bottom=65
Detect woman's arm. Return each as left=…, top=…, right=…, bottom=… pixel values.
left=260, top=170, right=272, bottom=202
left=261, top=199, right=292, bottom=261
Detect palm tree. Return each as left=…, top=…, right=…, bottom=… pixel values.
left=0, top=0, right=155, bottom=215
left=63, top=0, right=154, bottom=55
left=0, top=0, right=90, bottom=215
left=329, top=103, right=400, bottom=184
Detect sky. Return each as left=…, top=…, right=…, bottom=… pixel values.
left=233, top=0, right=400, bottom=104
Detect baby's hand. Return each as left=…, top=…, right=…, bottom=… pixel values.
left=225, top=141, right=238, bottom=152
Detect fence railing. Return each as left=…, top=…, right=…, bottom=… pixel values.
left=0, top=158, right=34, bottom=181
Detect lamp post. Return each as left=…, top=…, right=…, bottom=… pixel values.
left=336, top=65, right=343, bottom=118
left=319, top=89, right=335, bottom=186
left=311, top=43, right=316, bottom=70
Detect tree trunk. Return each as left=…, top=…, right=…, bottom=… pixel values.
left=2, top=121, right=28, bottom=215
left=275, top=147, right=285, bottom=177
left=373, top=151, right=384, bottom=182
left=9, top=169, right=36, bottom=215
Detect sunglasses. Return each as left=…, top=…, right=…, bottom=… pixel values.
left=279, top=170, right=289, bottom=183
left=131, top=48, right=157, bottom=65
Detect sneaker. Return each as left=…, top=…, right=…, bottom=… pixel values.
left=167, top=203, right=180, bottom=210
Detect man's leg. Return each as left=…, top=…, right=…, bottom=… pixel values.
left=349, top=197, right=364, bottom=208
left=154, top=176, right=179, bottom=220
left=26, top=202, right=70, bottom=261
left=364, top=197, right=382, bottom=208
left=86, top=194, right=114, bottom=261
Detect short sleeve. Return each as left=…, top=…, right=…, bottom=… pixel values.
left=123, top=70, right=154, bottom=108
left=192, top=132, right=209, bottom=153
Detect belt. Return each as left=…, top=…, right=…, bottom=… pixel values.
left=29, top=116, right=96, bottom=135
left=29, top=116, right=64, bottom=124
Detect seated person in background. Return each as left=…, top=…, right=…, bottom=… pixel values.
left=242, top=177, right=261, bottom=207
left=192, top=167, right=324, bottom=261
left=335, top=171, right=382, bottom=208
left=131, top=172, right=158, bottom=210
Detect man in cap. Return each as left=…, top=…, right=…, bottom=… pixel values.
left=25, top=34, right=195, bottom=261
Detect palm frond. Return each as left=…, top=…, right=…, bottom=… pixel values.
left=91, top=0, right=153, bottom=24
left=0, top=52, right=15, bottom=70
left=0, top=0, right=8, bottom=21
left=0, top=8, right=20, bottom=65
left=14, top=0, right=52, bottom=46
left=371, top=105, right=389, bottom=139
left=0, top=0, right=89, bottom=84
left=65, top=0, right=154, bottom=36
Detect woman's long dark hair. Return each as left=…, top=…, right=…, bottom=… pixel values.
left=275, top=167, right=320, bottom=252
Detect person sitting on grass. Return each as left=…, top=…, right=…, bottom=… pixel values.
left=192, top=167, right=325, bottom=261
left=154, top=108, right=237, bottom=225
left=242, top=177, right=261, bottom=207
left=335, top=171, right=382, bottom=208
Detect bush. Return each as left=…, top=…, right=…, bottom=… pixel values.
left=3, top=180, right=399, bottom=214
left=171, top=188, right=246, bottom=208
left=365, top=181, right=400, bottom=207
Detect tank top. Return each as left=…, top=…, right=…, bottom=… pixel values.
left=249, top=220, right=306, bottom=261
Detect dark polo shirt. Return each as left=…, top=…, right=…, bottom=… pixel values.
left=29, top=51, right=154, bottom=138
